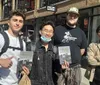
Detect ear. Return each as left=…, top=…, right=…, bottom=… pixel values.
left=39, top=30, right=42, bottom=35
left=8, top=20, right=10, bottom=26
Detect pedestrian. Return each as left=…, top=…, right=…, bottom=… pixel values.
left=54, top=7, right=87, bottom=85
left=30, top=21, right=67, bottom=85
left=0, top=10, right=26, bottom=85
left=87, top=25, right=100, bottom=85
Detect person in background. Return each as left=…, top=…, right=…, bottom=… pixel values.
left=30, top=21, right=67, bottom=85
left=0, top=10, right=27, bottom=85
left=54, top=7, right=87, bottom=85
left=87, top=25, right=100, bottom=85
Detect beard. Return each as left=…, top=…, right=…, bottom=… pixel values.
left=67, top=20, right=77, bottom=27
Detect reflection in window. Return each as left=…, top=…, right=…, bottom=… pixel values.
left=84, top=18, right=88, bottom=29
left=17, top=0, right=35, bottom=12
left=93, top=7, right=100, bottom=15
left=0, top=24, right=8, bottom=31
left=2, top=0, right=12, bottom=18
left=40, top=0, right=67, bottom=8
left=92, top=16, right=100, bottom=42
left=21, top=24, right=35, bottom=51
left=79, top=9, right=91, bottom=39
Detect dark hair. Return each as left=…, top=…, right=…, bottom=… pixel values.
left=96, top=25, right=100, bottom=33
left=9, top=10, right=26, bottom=22
left=40, top=21, right=55, bottom=31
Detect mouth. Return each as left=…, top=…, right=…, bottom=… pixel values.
left=14, top=26, right=20, bottom=29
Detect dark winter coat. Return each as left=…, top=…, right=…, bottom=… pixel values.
left=30, top=40, right=57, bottom=85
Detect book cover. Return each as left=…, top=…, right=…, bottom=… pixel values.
left=58, top=46, right=72, bottom=64
left=17, top=51, right=33, bottom=72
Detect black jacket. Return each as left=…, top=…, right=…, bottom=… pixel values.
left=30, top=40, right=57, bottom=85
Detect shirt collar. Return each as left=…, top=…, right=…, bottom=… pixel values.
left=36, top=40, right=53, bottom=51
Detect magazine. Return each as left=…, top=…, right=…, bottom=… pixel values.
left=17, top=51, right=33, bottom=72
left=58, top=46, right=72, bottom=64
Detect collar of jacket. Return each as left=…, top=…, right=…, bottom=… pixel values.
left=36, top=40, right=53, bottom=51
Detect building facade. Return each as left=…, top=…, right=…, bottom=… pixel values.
left=0, top=0, right=100, bottom=44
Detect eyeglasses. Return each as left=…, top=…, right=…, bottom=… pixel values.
left=42, top=29, right=53, bottom=34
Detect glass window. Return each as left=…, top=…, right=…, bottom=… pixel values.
left=40, top=0, right=68, bottom=8
left=56, top=13, right=66, bottom=26
left=93, top=7, right=100, bottom=15
left=17, top=0, right=35, bottom=12
left=21, top=19, right=36, bottom=51
left=0, top=24, right=8, bottom=31
left=2, top=0, right=12, bottom=18
left=79, top=6, right=100, bottom=44
left=91, top=16, right=100, bottom=42
left=79, top=9, right=92, bottom=41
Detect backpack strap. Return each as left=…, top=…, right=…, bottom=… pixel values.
left=0, top=31, right=9, bottom=56
left=19, top=36, right=23, bottom=51
left=7, top=35, right=23, bottom=51
left=0, top=32, right=24, bottom=56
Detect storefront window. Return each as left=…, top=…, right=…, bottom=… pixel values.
left=2, top=0, right=12, bottom=18
left=56, top=13, right=66, bottom=26
left=17, top=0, right=35, bottom=12
left=40, top=0, right=68, bottom=8
left=0, top=24, right=8, bottom=31
left=79, top=9, right=91, bottom=40
left=91, top=16, right=100, bottom=42
left=93, top=7, right=100, bottom=15
left=79, top=6, right=100, bottom=44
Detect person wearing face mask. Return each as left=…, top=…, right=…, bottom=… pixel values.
left=30, top=21, right=67, bottom=85
left=54, top=7, right=87, bottom=85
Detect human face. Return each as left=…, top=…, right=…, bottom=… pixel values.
left=40, top=25, right=54, bottom=39
left=66, top=13, right=79, bottom=27
left=8, top=15, right=24, bottom=35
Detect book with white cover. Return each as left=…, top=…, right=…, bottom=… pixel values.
left=58, top=46, right=72, bottom=64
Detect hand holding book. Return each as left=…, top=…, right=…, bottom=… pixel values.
left=61, top=60, right=69, bottom=69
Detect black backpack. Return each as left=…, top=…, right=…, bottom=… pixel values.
left=0, top=31, right=23, bottom=56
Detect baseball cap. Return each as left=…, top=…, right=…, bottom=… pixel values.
left=67, top=7, right=79, bottom=16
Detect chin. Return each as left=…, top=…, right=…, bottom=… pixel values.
left=13, top=30, right=20, bottom=34
left=68, top=23, right=76, bottom=26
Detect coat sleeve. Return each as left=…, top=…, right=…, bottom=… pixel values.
left=87, top=43, right=100, bottom=66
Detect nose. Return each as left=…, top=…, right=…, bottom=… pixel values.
left=71, top=16, right=75, bottom=19
left=45, top=32, right=50, bottom=36
left=16, top=23, right=19, bottom=26
left=45, top=32, right=51, bottom=37
left=16, top=21, right=20, bottom=26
